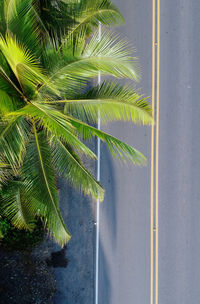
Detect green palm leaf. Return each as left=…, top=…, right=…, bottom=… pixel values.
left=0, top=89, right=15, bottom=114
left=40, top=29, right=139, bottom=97
left=0, top=117, right=29, bottom=171
left=0, top=180, right=36, bottom=230
left=67, top=116, right=146, bottom=165
left=0, top=47, right=20, bottom=93
left=0, top=35, right=57, bottom=96
left=82, top=29, right=139, bottom=80
left=0, top=65, right=23, bottom=95
left=7, top=103, right=97, bottom=159
left=0, top=154, right=12, bottom=188
left=63, top=81, right=153, bottom=125
left=65, top=0, right=124, bottom=39
left=4, top=0, right=41, bottom=56
left=22, top=126, right=71, bottom=245
left=4, top=0, right=31, bottom=25
left=50, top=137, right=104, bottom=200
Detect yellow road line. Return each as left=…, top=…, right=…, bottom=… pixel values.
left=150, top=0, right=156, bottom=303
left=155, top=0, right=160, bottom=303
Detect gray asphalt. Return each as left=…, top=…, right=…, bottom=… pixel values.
left=159, top=1, right=200, bottom=303
left=99, top=1, right=200, bottom=304
left=99, top=0, right=152, bottom=303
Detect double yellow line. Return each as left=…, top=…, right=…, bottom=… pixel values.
left=151, top=0, right=160, bottom=303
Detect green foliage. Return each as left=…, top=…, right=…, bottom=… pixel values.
left=0, top=0, right=152, bottom=246
left=64, top=81, right=152, bottom=124
left=50, top=137, right=104, bottom=200
left=0, top=217, right=44, bottom=250
left=0, top=217, right=10, bottom=238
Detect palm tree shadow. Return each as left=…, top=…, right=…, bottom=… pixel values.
left=52, top=176, right=111, bottom=304
left=46, top=246, right=68, bottom=268
left=52, top=137, right=114, bottom=304
left=100, top=142, right=117, bottom=250
left=98, top=240, right=111, bottom=303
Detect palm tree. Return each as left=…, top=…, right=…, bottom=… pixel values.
left=0, top=0, right=153, bottom=246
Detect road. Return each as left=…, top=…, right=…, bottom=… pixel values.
left=98, top=0, right=200, bottom=304
left=98, top=0, right=152, bottom=303
left=159, top=1, right=200, bottom=303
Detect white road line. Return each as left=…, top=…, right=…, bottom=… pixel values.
left=151, top=0, right=160, bottom=303
left=95, top=22, right=101, bottom=304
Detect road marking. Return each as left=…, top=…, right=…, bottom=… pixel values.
left=95, top=22, right=101, bottom=304
left=155, top=0, right=160, bottom=303
left=150, top=0, right=156, bottom=303
left=151, top=0, right=160, bottom=303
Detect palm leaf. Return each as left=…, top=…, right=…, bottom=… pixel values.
left=32, top=0, right=75, bottom=45
left=67, top=116, right=146, bottom=165
left=40, top=29, right=139, bottom=97
left=22, top=126, right=71, bottom=245
left=7, top=103, right=97, bottom=159
left=0, top=48, right=18, bottom=93
left=62, top=81, right=153, bottom=125
left=0, top=65, right=23, bottom=95
left=0, top=89, right=15, bottom=114
left=0, top=154, right=12, bottom=188
left=64, top=0, right=124, bottom=39
left=0, top=117, right=29, bottom=171
left=4, top=0, right=31, bottom=26
left=50, top=136, right=104, bottom=200
left=82, top=28, right=139, bottom=80
left=4, top=0, right=41, bottom=56
left=0, top=35, right=57, bottom=96
left=0, top=180, right=36, bottom=230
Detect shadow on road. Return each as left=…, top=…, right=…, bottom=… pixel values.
left=52, top=139, right=117, bottom=304
left=100, top=143, right=117, bottom=251
left=52, top=177, right=111, bottom=304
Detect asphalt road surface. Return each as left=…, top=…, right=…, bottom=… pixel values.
left=159, top=1, right=200, bottom=303
left=99, top=0, right=152, bottom=303
left=98, top=1, right=200, bottom=304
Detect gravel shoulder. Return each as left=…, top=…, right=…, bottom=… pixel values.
left=0, top=241, right=57, bottom=304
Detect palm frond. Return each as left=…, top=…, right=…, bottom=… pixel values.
left=64, top=0, right=124, bottom=40
left=68, top=116, right=146, bottom=165
left=32, top=0, right=75, bottom=45
left=4, top=0, right=31, bottom=26
left=50, top=136, right=104, bottom=200
left=0, top=154, right=12, bottom=188
left=0, top=117, right=29, bottom=171
left=4, top=0, right=41, bottom=56
left=0, top=89, right=15, bottom=114
left=62, top=81, right=153, bottom=125
left=7, top=103, right=97, bottom=159
left=0, top=65, right=23, bottom=95
left=83, top=28, right=139, bottom=80
left=0, top=35, right=55, bottom=95
left=0, top=180, right=36, bottom=230
left=45, top=29, right=139, bottom=96
left=0, top=50, right=22, bottom=94
left=22, top=126, right=71, bottom=245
